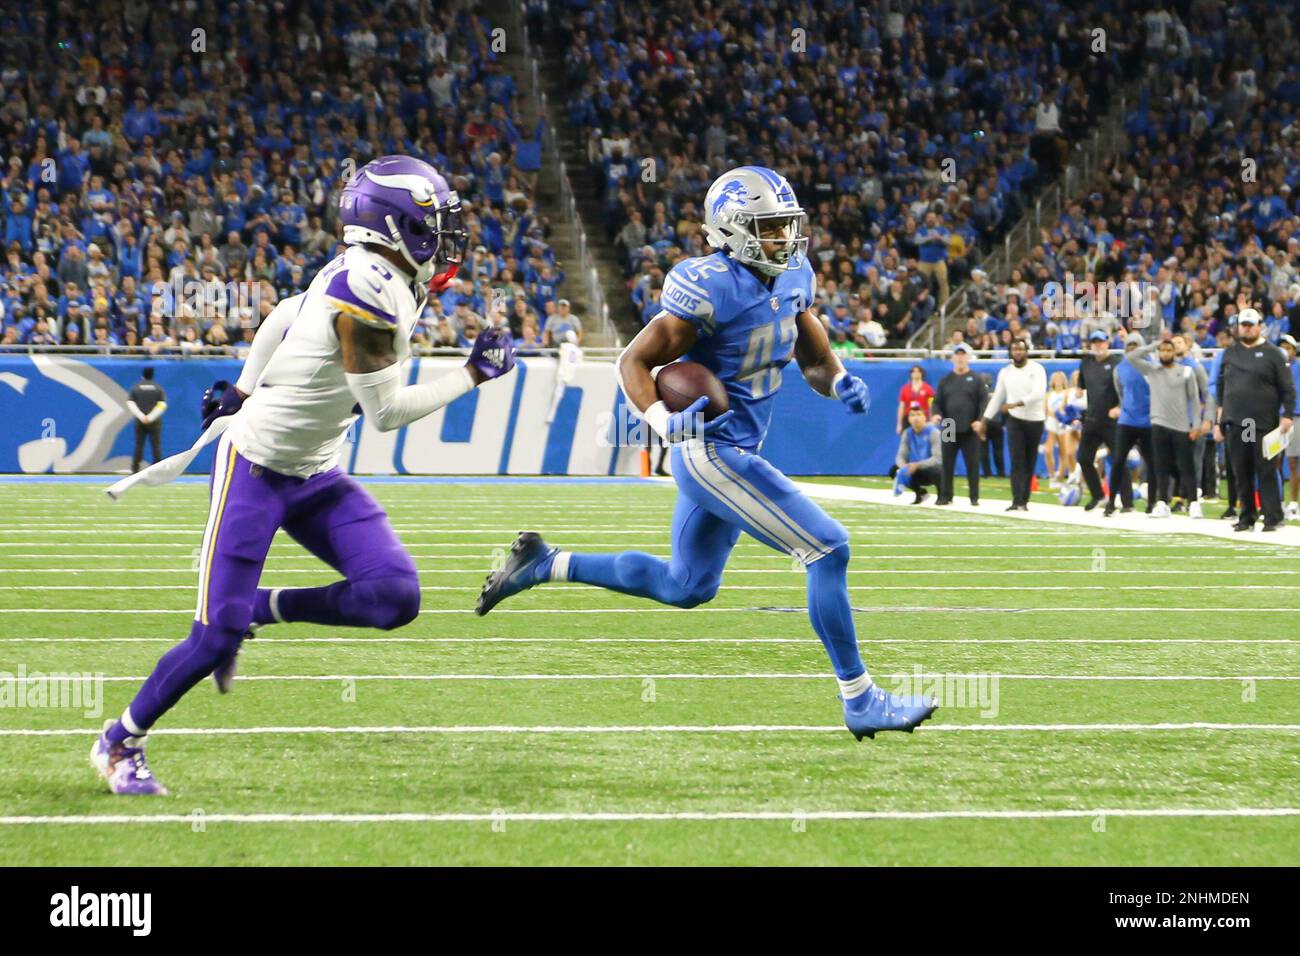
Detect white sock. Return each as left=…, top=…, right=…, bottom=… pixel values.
left=120, top=707, right=148, bottom=748
left=549, top=551, right=571, bottom=582
left=837, top=672, right=873, bottom=699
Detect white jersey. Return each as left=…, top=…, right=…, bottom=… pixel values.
left=228, top=245, right=426, bottom=477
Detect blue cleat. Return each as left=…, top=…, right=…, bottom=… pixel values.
left=476, top=532, right=557, bottom=616
left=842, top=684, right=938, bottom=741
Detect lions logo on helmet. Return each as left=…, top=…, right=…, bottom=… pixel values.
left=702, top=166, right=807, bottom=277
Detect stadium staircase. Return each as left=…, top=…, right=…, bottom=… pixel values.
left=909, top=82, right=1138, bottom=351
left=491, top=0, right=633, bottom=347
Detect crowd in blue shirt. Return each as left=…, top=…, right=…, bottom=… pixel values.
left=956, top=1, right=1300, bottom=357
left=0, top=0, right=568, bottom=353
left=553, top=0, right=1136, bottom=342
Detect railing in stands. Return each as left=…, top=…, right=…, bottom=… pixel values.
left=908, top=95, right=1128, bottom=351
left=520, top=20, right=618, bottom=348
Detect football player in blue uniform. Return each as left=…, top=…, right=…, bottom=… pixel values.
left=478, top=166, right=936, bottom=739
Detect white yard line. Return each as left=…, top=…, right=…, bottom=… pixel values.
left=0, top=807, right=1295, bottom=825
left=796, top=480, right=1300, bottom=547
left=4, top=723, right=1297, bottom=737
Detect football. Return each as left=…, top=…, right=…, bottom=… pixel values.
left=655, top=361, right=730, bottom=421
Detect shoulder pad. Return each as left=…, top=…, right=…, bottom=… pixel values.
left=323, top=251, right=403, bottom=329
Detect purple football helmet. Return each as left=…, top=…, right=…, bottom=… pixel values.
left=339, top=156, right=468, bottom=283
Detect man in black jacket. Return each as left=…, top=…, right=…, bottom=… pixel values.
left=1215, top=309, right=1296, bottom=531
left=932, top=343, right=988, bottom=505
left=1075, top=329, right=1121, bottom=510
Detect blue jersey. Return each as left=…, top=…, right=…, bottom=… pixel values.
left=659, top=251, right=815, bottom=450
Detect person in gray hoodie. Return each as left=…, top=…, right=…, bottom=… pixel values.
left=1125, top=338, right=1204, bottom=517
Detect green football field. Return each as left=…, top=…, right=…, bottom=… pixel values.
left=0, top=478, right=1297, bottom=866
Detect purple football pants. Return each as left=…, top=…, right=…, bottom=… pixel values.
left=111, top=433, right=419, bottom=739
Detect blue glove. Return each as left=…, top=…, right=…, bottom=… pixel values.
left=663, top=396, right=734, bottom=443
left=200, top=381, right=244, bottom=431
left=835, top=373, right=871, bottom=414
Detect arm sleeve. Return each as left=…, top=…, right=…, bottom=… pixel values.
left=345, top=362, right=476, bottom=432
left=932, top=379, right=947, bottom=420
left=921, top=429, right=942, bottom=469
left=1279, top=352, right=1297, bottom=418
left=895, top=431, right=910, bottom=469
left=145, top=401, right=167, bottom=424
left=125, top=400, right=144, bottom=422
left=1023, top=364, right=1047, bottom=408
left=235, top=293, right=303, bottom=394
left=982, top=370, right=1006, bottom=420
left=1215, top=351, right=1226, bottom=409
left=1185, top=370, right=1201, bottom=426
left=1125, top=341, right=1156, bottom=376
left=1196, top=364, right=1215, bottom=422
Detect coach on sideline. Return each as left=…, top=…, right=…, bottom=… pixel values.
left=1124, top=339, right=1204, bottom=518
left=1215, top=308, right=1295, bottom=531
left=982, top=337, right=1046, bottom=511
left=1076, top=328, right=1121, bottom=510
left=932, top=342, right=988, bottom=506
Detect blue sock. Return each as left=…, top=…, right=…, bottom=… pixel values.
left=806, top=544, right=868, bottom=687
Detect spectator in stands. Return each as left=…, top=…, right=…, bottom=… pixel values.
left=0, top=1, right=560, bottom=354
left=543, top=299, right=583, bottom=346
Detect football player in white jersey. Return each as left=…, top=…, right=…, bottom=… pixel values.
left=93, top=156, right=516, bottom=795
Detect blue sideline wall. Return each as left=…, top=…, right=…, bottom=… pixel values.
left=0, top=355, right=1080, bottom=476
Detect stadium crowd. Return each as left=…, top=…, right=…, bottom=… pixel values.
left=0, top=0, right=583, bottom=355
left=948, top=0, right=1300, bottom=356
left=555, top=0, right=1144, bottom=346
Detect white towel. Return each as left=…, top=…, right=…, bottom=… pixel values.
left=105, top=415, right=234, bottom=500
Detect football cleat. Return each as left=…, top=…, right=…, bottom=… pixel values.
left=843, top=685, right=938, bottom=741
left=213, top=623, right=258, bottom=694
left=90, top=720, right=168, bottom=796
left=475, top=532, right=557, bottom=616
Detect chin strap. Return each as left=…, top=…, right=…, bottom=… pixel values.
left=429, top=261, right=460, bottom=293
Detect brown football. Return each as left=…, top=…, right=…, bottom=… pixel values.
left=655, top=361, right=730, bottom=421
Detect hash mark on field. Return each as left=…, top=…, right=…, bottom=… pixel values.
left=1, top=808, right=1296, bottom=825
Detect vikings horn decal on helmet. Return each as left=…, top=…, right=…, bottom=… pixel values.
left=702, top=166, right=807, bottom=276
left=338, top=155, right=469, bottom=284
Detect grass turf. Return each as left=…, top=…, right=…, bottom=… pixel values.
left=0, top=479, right=1296, bottom=865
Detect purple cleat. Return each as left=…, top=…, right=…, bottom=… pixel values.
left=90, top=720, right=168, bottom=796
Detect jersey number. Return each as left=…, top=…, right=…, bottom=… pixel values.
left=739, top=315, right=796, bottom=399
